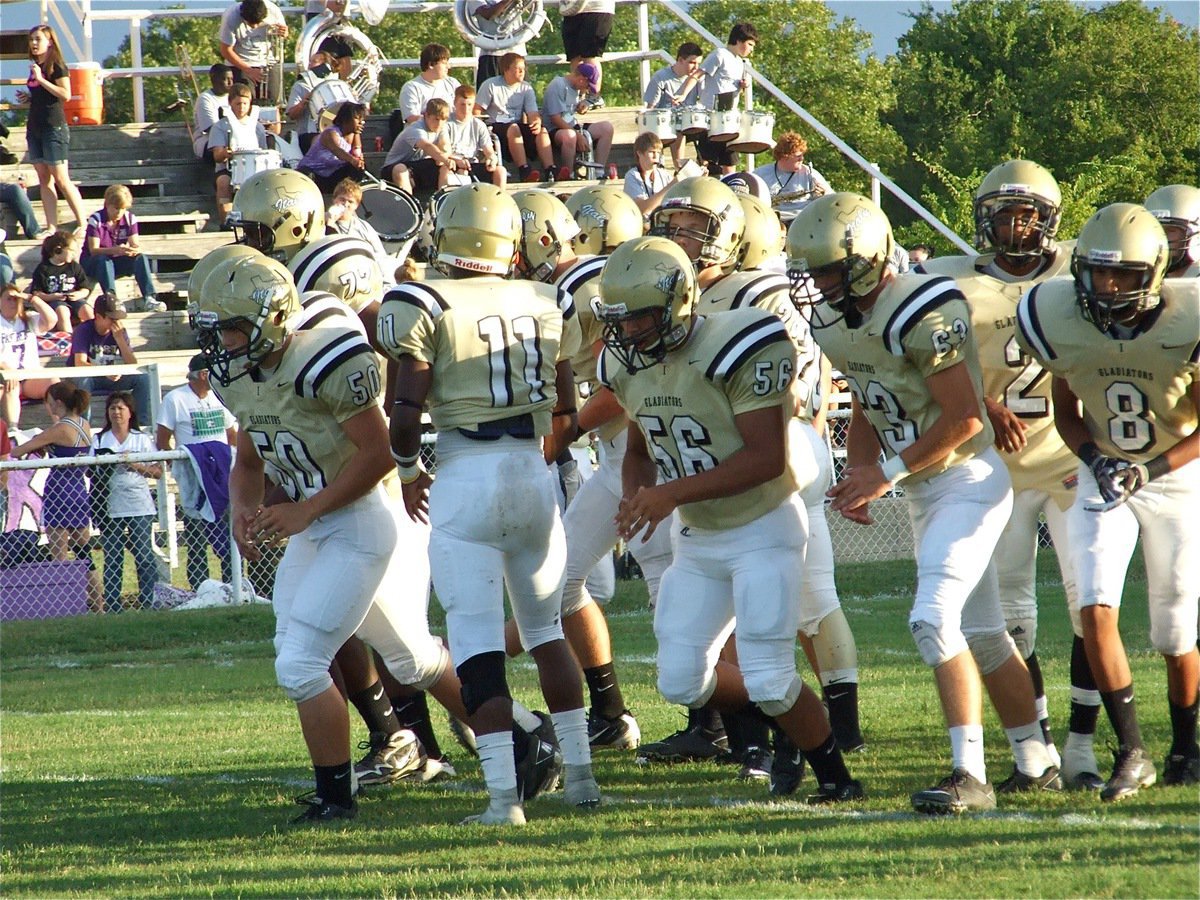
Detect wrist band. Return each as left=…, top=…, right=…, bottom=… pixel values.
left=881, top=454, right=910, bottom=484
left=553, top=407, right=578, bottom=418
left=1145, top=455, right=1170, bottom=481
left=1078, top=442, right=1102, bottom=467
left=394, top=454, right=426, bottom=485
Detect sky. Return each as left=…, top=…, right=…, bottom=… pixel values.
left=1, top=1, right=1197, bottom=93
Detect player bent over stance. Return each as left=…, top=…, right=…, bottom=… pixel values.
left=1017, top=203, right=1200, bottom=798
left=787, top=193, right=1056, bottom=813
left=596, top=235, right=863, bottom=803
left=380, top=184, right=599, bottom=825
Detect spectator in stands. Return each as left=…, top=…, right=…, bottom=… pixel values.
left=219, top=0, right=288, bottom=105
left=542, top=62, right=613, bottom=181
left=285, top=38, right=355, bottom=153
left=390, top=99, right=459, bottom=193
left=398, top=44, right=461, bottom=126
left=70, top=294, right=153, bottom=422
left=93, top=391, right=161, bottom=611
left=30, top=231, right=93, bottom=331
left=1, top=177, right=42, bottom=240
left=465, top=0, right=533, bottom=90
left=0, top=278, right=56, bottom=427
left=561, top=1, right=614, bottom=108
left=475, top=52, right=554, bottom=183
left=297, top=101, right=368, bottom=194
left=326, top=179, right=392, bottom=273
left=909, top=243, right=934, bottom=264
left=623, top=132, right=676, bottom=218
left=192, top=64, right=235, bottom=162
left=675, top=22, right=757, bottom=176
left=446, top=84, right=506, bottom=188
left=751, top=131, right=830, bottom=222
left=209, top=82, right=278, bottom=227
left=15, top=25, right=88, bottom=232
left=80, top=185, right=165, bottom=314
left=10, top=381, right=101, bottom=611
left=305, top=0, right=347, bottom=21
left=643, top=42, right=701, bottom=169
left=157, top=355, right=236, bottom=590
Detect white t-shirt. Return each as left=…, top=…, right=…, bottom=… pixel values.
left=207, top=114, right=269, bottom=172
left=398, top=74, right=461, bottom=123
left=93, top=429, right=158, bottom=519
left=542, top=75, right=583, bottom=128
left=218, top=0, right=286, bottom=68
left=193, top=90, right=232, bottom=157
left=643, top=64, right=697, bottom=109
left=698, top=47, right=747, bottom=108
left=0, top=313, right=39, bottom=371
left=623, top=166, right=671, bottom=202
left=476, top=76, right=538, bottom=124
left=446, top=114, right=493, bottom=159
left=157, top=384, right=236, bottom=446
left=751, top=161, right=832, bottom=221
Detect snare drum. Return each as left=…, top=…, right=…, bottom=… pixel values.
left=358, top=184, right=423, bottom=243
left=308, top=79, right=356, bottom=126
left=728, top=110, right=776, bottom=154
left=636, top=108, right=676, bottom=141
left=708, top=108, right=741, bottom=143
left=672, top=106, right=710, bottom=136
left=230, top=149, right=282, bottom=189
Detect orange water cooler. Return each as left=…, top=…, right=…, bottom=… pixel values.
left=64, top=62, right=103, bottom=125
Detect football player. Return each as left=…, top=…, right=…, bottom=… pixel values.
left=228, top=167, right=326, bottom=263
left=917, top=160, right=1098, bottom=789
left=565, top=184, right=645, bottom=256
left=193, top=254, right=437, bottom=824
left=378, top=183, right=600, bottom=825
left=596, top=235, right=864, bottom=804
left=647, top=178, right=865, bottom=792
left=510, top=188, right=664, bottom=750
left=788, top=193, right=1056, bottom=814
left=1144, top=184, right=1200, bottom=278
left=1017, top=202, right=1200, bottom=798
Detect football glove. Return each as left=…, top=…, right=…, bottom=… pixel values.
left=1078, top=442, right=1128, bottom=507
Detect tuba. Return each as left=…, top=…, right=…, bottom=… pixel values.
left=453, top=0, right=546, bottom=53
left=294, top=7, right=383, bottom=109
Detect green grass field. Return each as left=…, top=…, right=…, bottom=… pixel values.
left=2, top=554, right=1197, bottom=898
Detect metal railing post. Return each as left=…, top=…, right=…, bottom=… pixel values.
left=637, top=0, right=651, bottom=98
left=130, top=17, right=144, bottom=123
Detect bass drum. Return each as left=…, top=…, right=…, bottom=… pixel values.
left=708, top=108, right=741, bottom=143
left=358, top=183, right=423, bottom=261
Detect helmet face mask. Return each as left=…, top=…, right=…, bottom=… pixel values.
left=1145, top=184, right=1200, bottom=273
left=595, top=237, right=697, bottom=373
left=1071, top=202, right=1168, bottom=334
left=785, top=192, right=893, bottom=329
left=192, top=256, right=300, bottom=385
left=649, top=177, right=745, bottom=273
left=973, top=160, right=1062, bottom=260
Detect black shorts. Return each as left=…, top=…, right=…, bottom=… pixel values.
left=562, top=11, right=614, bottom=60
left=49, top=297, right=90, bottom=322
left=490, top=122, right=539, bottom=162
left=697, top=134, right=735, bottom=169
left=476, top=54, right=502, bottom=90
left=380, top=161, right=407, bottom=182
left=406, top=157, right=442, bottom=191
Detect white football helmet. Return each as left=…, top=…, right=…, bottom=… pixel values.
left=1071, top=202, right=1168, bottom=332
left=512, top=189, right=582, bottom=282
left=229, top=168, right=326, bottom=262
left=973, top=159, right=1062, bottom=259
left=1144, top=184, right=1200, bottom=274
left=432, top=183, right=521, bottom=277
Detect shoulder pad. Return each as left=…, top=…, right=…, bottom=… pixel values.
left=882, top=275, right=965, bottom=356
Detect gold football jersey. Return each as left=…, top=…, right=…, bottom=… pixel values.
left=287, top=234, right=384, bottom=313
left=920, top=247, right=1076, bottom=496
left=215, top=325, right=383, bottom=502
left=811, top=273, right=995, bottom=486
left=698, top=270, right=822, bottom=421
left=1017, top=277, right=1199, bottom=463
left=599, top=307, right=799, bottom=530
left=376, top=276, right=580, bottom=435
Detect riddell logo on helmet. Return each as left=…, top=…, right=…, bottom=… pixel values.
left=999, top=182, right=1032, bottom=194
left=448, top=255, right=500, bottom=273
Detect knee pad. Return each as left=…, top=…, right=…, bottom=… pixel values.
left=755, top=674, right=805, bottom=718
left=1005, top=614, right=1038, bottom=659
left=457, top=651, right=510, bottom=716
left=403, top=638, right=451, bottom=693
left=1150, top=602, right=1199, bottom=657
left=966, top=628, right=1018, bottom=676
left=812, top=608, right=858, bottom=673
left=275, top=653, right=334, bottom=703
left=561, top=581, right=594, bottom=618
left=658, top=663, right=716, bottom=709
left=910, top=619, right=968, bottom=668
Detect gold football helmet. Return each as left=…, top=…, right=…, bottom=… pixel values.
left=649, top=176, right=746, bottom=273
left=1071, top=202, right=1168, bottom=332
left=973, top=159, right=1062, bottom=259
left=594, top=236, right=697, bottom=373
left=1144, top=184, right=1200, bottom=273
left=432, top=183, right=521, bottom=277
left=229, top=168, right=326, bottom=261
left=512, top=189, right=582, bottom=282
left=737, top=193, right=783, bottom=271
left=785, top=192, right=893, bottom=328
left=565, top=185, right=644, bottom=255
left=187, top=243, right=263, bottom=315
left=287, top=234, right=384, bottom=312
left=192, top=255, right=300, bottom=385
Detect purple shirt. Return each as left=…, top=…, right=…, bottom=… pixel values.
left=70, top=319, right=122, bottom=365
left=82, top=208, right=140, bottom=260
